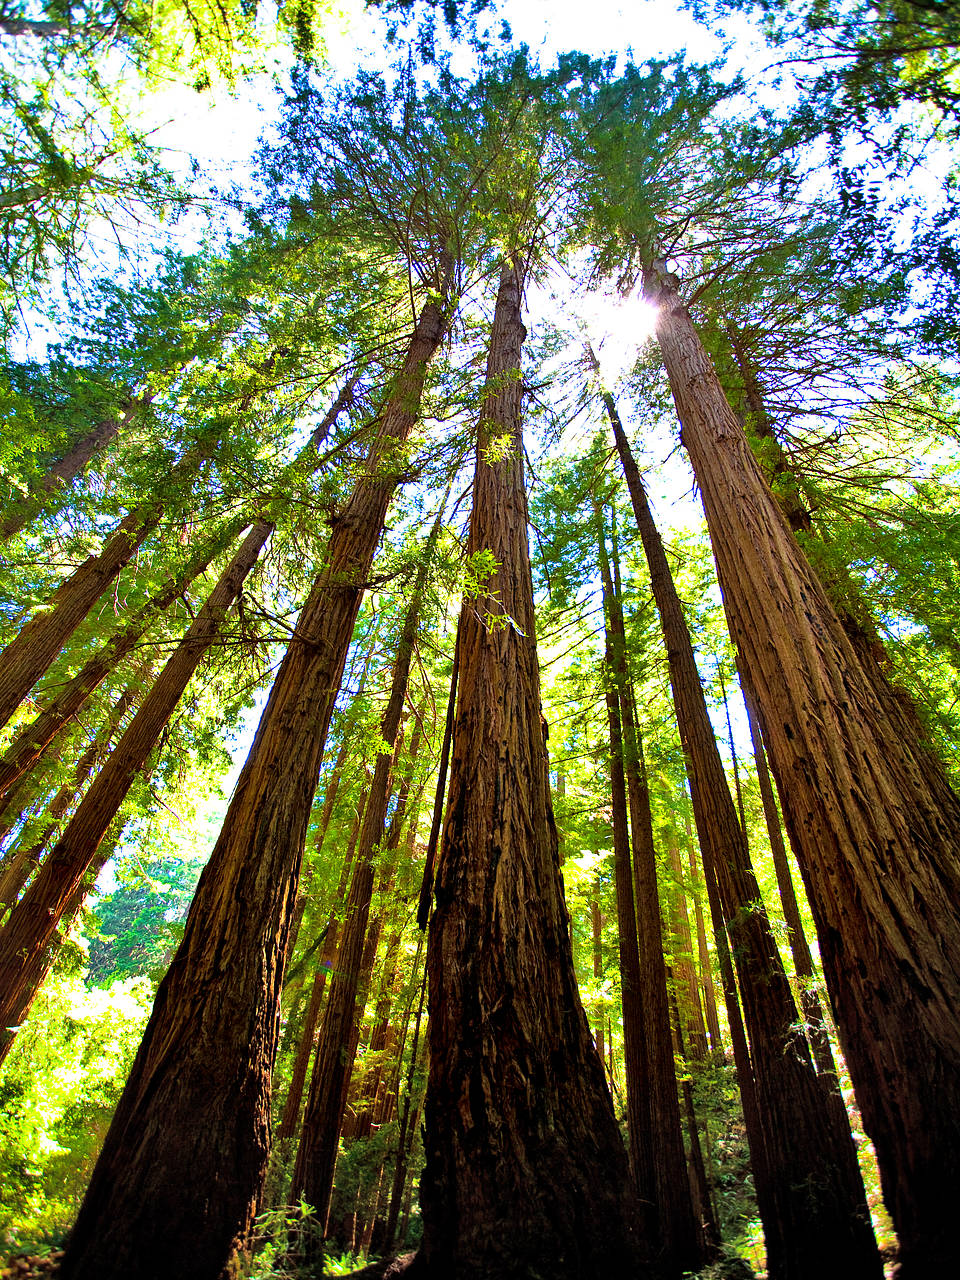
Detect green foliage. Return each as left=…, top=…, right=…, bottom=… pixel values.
left=0, top=942, right=152, bottom=1251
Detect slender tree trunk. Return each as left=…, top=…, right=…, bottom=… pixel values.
left=59, top=297, right=448, bottom=1280
left=601, top=635, right=652, bottom=1220
left=598, top=345, right=879, bottom=1279
left=0, top=400, right=138, bottom=543
left=291, top=574, right=427, bottom=1224
left=276, top=814, right=362, bottom=1147
left=666, top=840, right=709, bottom=1061
left=0, top=684, right=137, bottom=913
left=684, top=813, right=723, bottom=1055
left=591, top=875, right=605, bottom=1063
left=597, top=512, right=703, bottom=1275
left=647, top=262, right=960, bottom=1276
left=740, top=678, right=839, bottom=1082
left=0, top=519, right=237, bottom=804
left=0, top=520, right=273, bottom=1054
left=417, top=262, right=648, bottom=1279
left=384, top=942, right=427, bottom=1255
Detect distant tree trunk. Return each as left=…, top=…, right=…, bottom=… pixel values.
left=59, top=296, right=448, bottom=1280
left=666, top=841, right=709, bottom=1062
left=647, top=262, right=960, bottom=1276
left=276, top=814, right=363, bottom=1148
left=591, top=874, right=605, bottom=1062
left=597, top=508, right=704, bottom=1276
left=683, top=813, right=722, bottom=1055
left=0, top=519, right=237, bottom=804
left=601, top=634, right=653, bottom=1219
left=0, top=400, right=139, bottom=543
left=0, top=444, right=206, bottom=730
left=598, top=345, right=879, bottom=1280
left=383, top=944, right=427, bottom=1255
left=0, top=520, right=272, bottom=1055
left=0, top=684, right=137, bottom=913
left=291, top=573, right=426, bottom=1225
left=416, top=261, right=649, bottom=1279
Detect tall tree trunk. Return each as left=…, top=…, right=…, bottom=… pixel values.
left=417, top=261, right=648, bottom=1279
left=601, top=635, right=653, bottom=1222
left=291, top=570, right=427, bottom=1224
left=598, top=346, right=880, bottom=1279
left=740, top=678, right=839, bottom=1082
left=0, top=400, right=139, bottom=543
left=0, top=520, right=273, bottom=1054
left=666, top=840, right=709, bottom=1062
left=0, top=684, right=137, bottom=913
left=684, top=813, right=723, bottom=1055
left=276, top=813, right=363, bottom=1148
left=58, top=296, right=447, bottom=1280
left=646, top=262, right=960, bottom=1276
left=383, top=941, right=427, bottom=1255
left=0, top=519, right=237, bottom=804
left=597, top=510, right=704, bottom=1275
left=0, top=437, right=211, bottom=731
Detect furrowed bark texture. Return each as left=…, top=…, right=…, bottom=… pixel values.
left=647, top=265, right=960, bottom=1277
left=603, top=358, right=879, bottom=1280
left=0, top=521, right=272, bottom=1055
left=58, top=300, right=446, bottom=1280
left=417, top=262, right=648, bottom=1279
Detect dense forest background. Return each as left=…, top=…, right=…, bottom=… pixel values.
left=1, top=0, right=959, bottom=1276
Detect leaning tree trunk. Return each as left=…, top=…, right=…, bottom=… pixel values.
left=0, top=401, right=139, bottom=543
left=597, top=349, right=880, bottom=1280
left=0, top=447, right=204, bottom=730
left=416, top=261, right=649, bottom=1280
left=0, top=520, right=273, bottom=1056
left=58, top=296, right=448, bottom=1280
left=0, top=518, right=238, bottom=804
left=646, top=261, right=960, bottom=1277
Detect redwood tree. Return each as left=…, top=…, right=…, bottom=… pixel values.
left=416, top=260, right=650, bottom=1278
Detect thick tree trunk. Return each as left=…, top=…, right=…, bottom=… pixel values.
left=416, top=262, right=648, bottom=1279
left=0, top=402, right=137, bottom=543
left=291, top=577, right=425, bottom=1224
left=58, top=297, right=447, bottom=1280
left=600, top=349, right=879, bottom=1279
left=0, top=521, right=273, bottom=1054
left=647, top=263, right=960, bottom=1276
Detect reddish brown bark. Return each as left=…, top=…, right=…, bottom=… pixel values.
left=291, top=578, right=425, bottom=1223
left=0, top=520, right=272, bottom=1055
left=647, top=263, right=960, bottom=1276
left=666, top=840, right=709, bottom=1061
left=741, top=678, right=839, bottom=1083
left=417, top=262, right=648, bottom=1279
left=0, top=684, right=136, bottom=913
left=0, top=521, right=236, bottom=804
left=601, top=351, right=879, bottom=1280
left=59, top=297, right=447, bottom=1280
